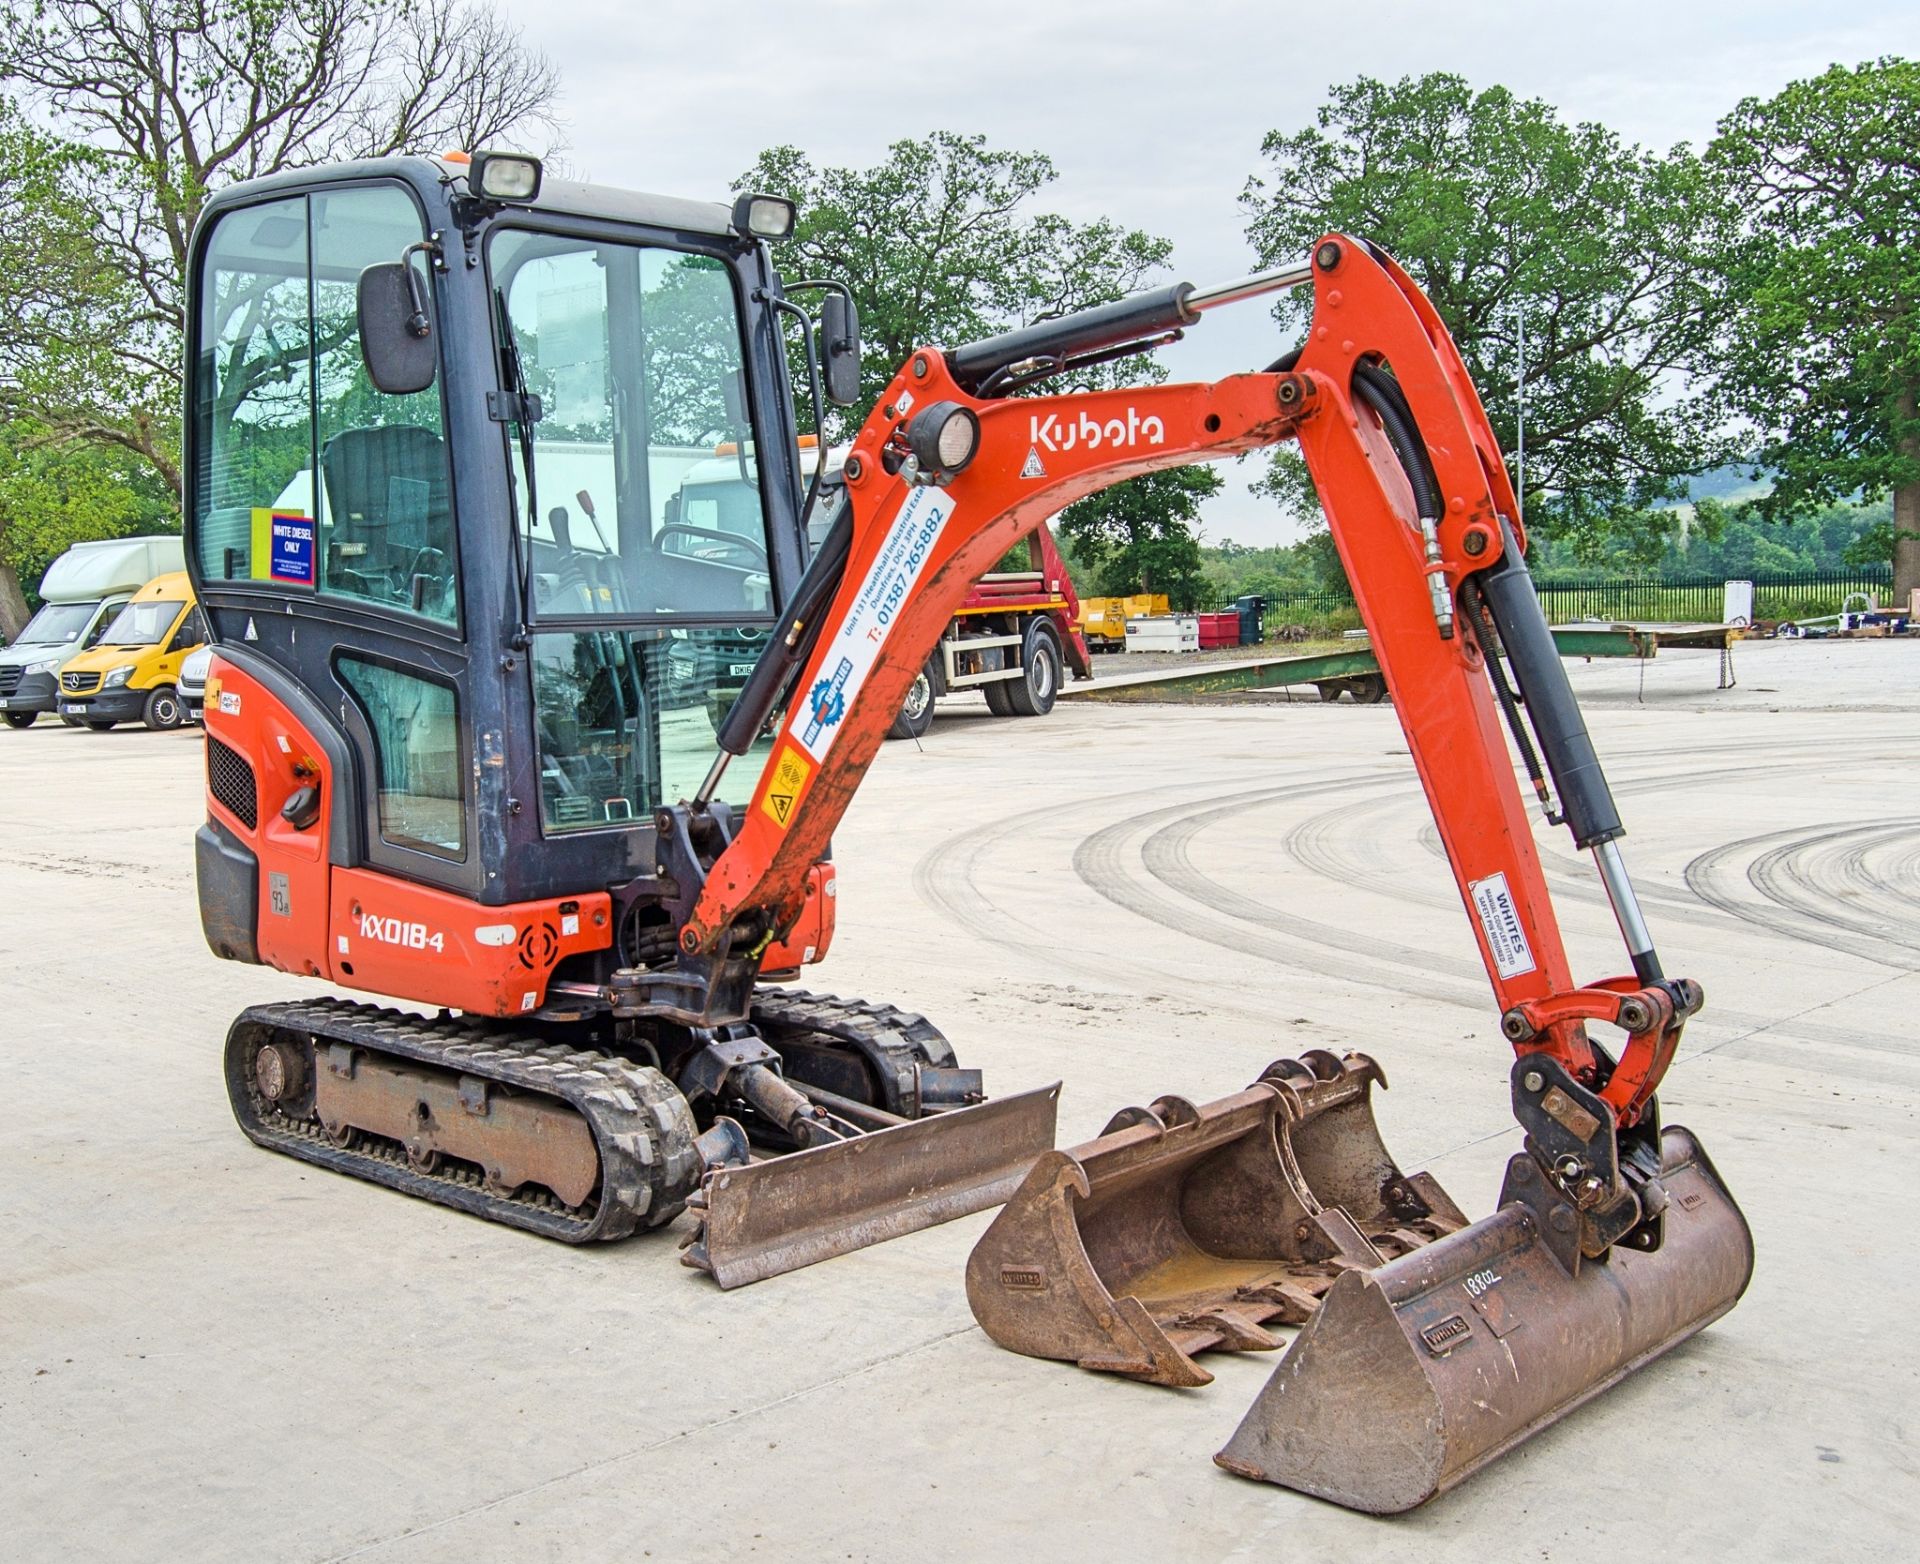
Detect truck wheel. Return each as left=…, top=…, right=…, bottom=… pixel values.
left=886, top=668, right=935, bottom=741
left=2, top=712, right=34, bottom=730
left=1316, top=681, right=1344, bottom=702
left=984, top=669, right=1015, bottom=716
left=143, top=685, right=185, bottom=730
left=1354, top=674, right=1388, bottom=704
left=1005, top=622, right=1061, bottom=717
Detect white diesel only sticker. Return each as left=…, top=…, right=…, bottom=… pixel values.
left=792, top=484, right=955, bottom=763
left=1469, top=872, right=1536, bottom=979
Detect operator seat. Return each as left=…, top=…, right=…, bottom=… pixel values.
left=320, top=425, right=453, bottom=613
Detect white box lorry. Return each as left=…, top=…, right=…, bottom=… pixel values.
left=0, top=536, right=186, bottom=728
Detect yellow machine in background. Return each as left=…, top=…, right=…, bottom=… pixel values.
left=54, top=571, right=206, bottom=731
left=1078, top=593, right=1169, bottom=650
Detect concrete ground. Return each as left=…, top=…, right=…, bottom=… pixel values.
left=2, top=638, right=1915, bottom=1562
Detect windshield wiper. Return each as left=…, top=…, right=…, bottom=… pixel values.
left=491, top=284, right=544, bottom=646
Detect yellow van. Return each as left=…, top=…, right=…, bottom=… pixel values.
left=55, top=571, right=207, bottom=731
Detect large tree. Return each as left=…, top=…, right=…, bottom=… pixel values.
left=1056, top=465, right=1215, bottom=607
left=1708, top=58, right=1920, bottom=602
left=0, top=421, right=176, bottom=638
left=1241, top=73, right=1735, bottom=557
left=737, top=132, right=1222, bottom=578
left=0, top=102, right=160, bottom=635
left=0, top=0, right=562, bottom=493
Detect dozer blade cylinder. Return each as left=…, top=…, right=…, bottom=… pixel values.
left=1214, top=1126, right=1753, bottom=1513
left=682, top=1082, right=1060, bottom=1288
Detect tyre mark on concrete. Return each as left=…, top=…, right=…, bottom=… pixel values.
left=1686, top=819, right=1920, bottom=971
left=1086, top=775, right=1917, bottom=1067
left=911, top=770, right=1405, bottom=1020
left=1070, top=777, right=1489, bottom=1009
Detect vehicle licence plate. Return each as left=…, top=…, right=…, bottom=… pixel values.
left=59, top=703, right=83, bottom=716
left=729, top=662, right=756, bottom=677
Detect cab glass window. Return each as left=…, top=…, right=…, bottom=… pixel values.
left=99, top=599, right=187, bottom=647
left=337, top=658, right=465, bottom=858
left=488, top=229, right=775, bottom=622
left=531, top=625, right=774, bottom=834
left=16, top=602, right=96, bottom=647
left=193, top=197, right=312, bottom=587
left=192, top=184, right=457, bottom=626
left=169, top=607, right=208, bottom=653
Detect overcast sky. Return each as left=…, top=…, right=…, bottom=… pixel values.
left=499, top=1, right=1912, bottom=546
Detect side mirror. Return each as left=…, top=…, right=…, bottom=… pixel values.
left=821, top=294, right=862, bottom=408
left=358, top=261, right=436, bottom=395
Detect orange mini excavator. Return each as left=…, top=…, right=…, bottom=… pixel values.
left=184, top=152, right=1749, bottom=1511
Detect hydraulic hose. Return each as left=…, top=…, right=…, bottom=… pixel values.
left=709, top=501, right=854, bottom=764
left=1471, top=517, right=1623, bottom=852
left=1351, top=362, right=1441, bottom=524
left=1350, top=360, right=1451, bottom=636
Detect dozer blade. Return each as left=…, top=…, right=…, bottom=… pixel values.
left=682, top=1082, right=1061, bottom=1288
left=1214, top=1125, right=1753, bottom=1513
left=966, top=1052, right=1467, bottom=1387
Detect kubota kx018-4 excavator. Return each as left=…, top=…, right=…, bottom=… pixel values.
left=184, top=151, right=1750, bottom=1512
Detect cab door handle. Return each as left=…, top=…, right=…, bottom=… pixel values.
left=281, top=784, right=322, bottom=830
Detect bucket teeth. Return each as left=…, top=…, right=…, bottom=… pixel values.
left=965, top=1053, right=1465, bottom=1388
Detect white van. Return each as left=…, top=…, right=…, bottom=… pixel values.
left=0, top=536, right=187, bottom=728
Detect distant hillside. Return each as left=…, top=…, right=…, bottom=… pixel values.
left=1655, top=462, right=1773, bottom=510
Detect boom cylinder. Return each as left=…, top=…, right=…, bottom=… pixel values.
left=1473, top=519, right=1623, bottom=850
left=1473, top=519, right=1664, bottom=983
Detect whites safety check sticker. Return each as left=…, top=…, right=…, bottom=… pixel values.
left=1469, top=872, right=1537, bottom=979
left=792, top=485, right=955, bottom=763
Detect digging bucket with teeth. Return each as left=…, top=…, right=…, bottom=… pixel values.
left=964, top=1051, right=1467, bottom=1387
left=1213, top=1122, right=1752, bottom=1512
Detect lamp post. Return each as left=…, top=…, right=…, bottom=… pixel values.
left=1511, top=299, right=1526, bottom=524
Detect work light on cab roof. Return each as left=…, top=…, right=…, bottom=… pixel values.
left=731, top=193, right=796, bottom=241
left=468, top=149, right=542, bottom=204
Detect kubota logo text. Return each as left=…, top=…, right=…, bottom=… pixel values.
left=1029, top=407, right=1166, bottom=454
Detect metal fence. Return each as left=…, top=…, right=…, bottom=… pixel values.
left=1231, top=568, right=1896, bottom=629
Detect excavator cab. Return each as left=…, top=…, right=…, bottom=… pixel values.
left=187, top=158, right=814, bottom=922
left=185, top=153, right=1057, bottom=1269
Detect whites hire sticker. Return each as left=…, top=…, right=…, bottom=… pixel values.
left=1469, top=871, right=1537, bottom=979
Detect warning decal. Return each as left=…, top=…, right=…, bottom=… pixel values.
left=1469, top=871, right=1537, bottom=979
left=1020, top=446, right=1047, bottom=479
left=761, top=745, right=815, bottom=829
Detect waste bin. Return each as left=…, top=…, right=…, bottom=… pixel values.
left=1234, top=594, right=1267, bottom=646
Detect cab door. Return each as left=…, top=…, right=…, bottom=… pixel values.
left=189, top=178, right=481, bottom=982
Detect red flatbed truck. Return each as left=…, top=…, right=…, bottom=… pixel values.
left=886, top=520, right=1093, bottom=738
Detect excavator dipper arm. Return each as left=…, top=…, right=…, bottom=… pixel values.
left=668, top=235, right=1747, bottom=1511
left=670, top=236, right=1692, bottom=1218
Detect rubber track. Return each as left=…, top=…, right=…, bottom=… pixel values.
left=750, top=989, right=959, bottom=1115
left=226, top=998, right=701, bottom=1244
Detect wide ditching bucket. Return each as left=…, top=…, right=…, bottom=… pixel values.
left=1214, top=1124, right=1753, bottom=1512
left=965, top=1051, right=1467, bottom=1387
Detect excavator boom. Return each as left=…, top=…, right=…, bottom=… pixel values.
left=659, top=235, right=1750, bottom=1508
